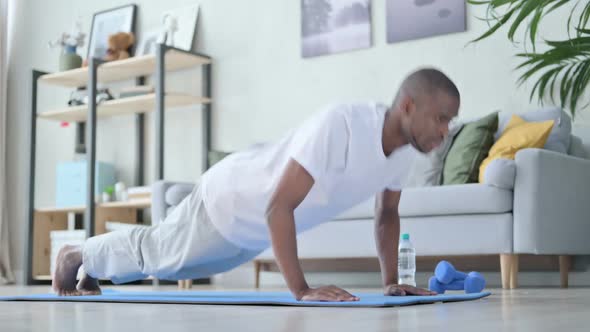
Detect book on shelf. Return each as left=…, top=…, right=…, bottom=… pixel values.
left=118, top=85, right=155, bottom=98
left=127, top=186, right=151, bottom=200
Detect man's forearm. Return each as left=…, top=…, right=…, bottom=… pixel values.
left=267, top=207, right=309, bottom=298
left=375, top=211, right=400, bottom=286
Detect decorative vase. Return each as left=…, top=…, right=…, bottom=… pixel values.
left=59, top=45, right=82, bottom=71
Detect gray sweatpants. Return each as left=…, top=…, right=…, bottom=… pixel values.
left=82, top=185, right=261, bottom=284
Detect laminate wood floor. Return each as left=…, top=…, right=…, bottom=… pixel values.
left=1, top=285, right=589, bottom=332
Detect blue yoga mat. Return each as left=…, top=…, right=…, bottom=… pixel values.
left=0, top=289, right=491, bottom=307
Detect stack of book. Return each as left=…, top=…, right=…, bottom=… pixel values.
left=119, top=85, right=155, bottom=98
left=127, top=186, right=151, bottom=200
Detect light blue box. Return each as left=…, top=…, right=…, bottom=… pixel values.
left=56, top=161, right=116, bottom=207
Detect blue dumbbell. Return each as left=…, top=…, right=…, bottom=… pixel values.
left=429, top=272, right=486, bottom=294
left=435, top=260, right=467, bottom=284
left=464, top=271, right=486, bottom=293
left=429, top=277, right=463, bottom=294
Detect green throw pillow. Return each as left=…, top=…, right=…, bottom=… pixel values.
left=208, top=150, right=231, bottom=167
left=442, top=112, right=498, bottom=185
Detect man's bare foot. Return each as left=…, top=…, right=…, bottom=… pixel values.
left=52, top=245, right=85, bottom=296
left=76, top=273, right=101, bottom=295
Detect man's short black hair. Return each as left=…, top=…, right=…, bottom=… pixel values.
left=394, top=68, right=460, bottom=107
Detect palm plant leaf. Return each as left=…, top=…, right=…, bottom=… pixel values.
left=468, top=0, right=574, bottom=46
left=467, top=0, right=590, bottom=118
left=515, top=33, right=590, bottom=117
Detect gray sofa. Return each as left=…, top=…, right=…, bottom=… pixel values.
left=152, top=110, right=590, bottom=289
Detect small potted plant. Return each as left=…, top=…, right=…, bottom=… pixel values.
left=48, top=18, right=86, bottom=71
left=102, top=186, right=114, bottom=203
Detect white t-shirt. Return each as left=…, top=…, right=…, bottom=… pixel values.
left=201, top=102, right=418, bottom=250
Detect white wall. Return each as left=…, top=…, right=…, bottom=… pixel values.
left=7, top=0, right=589, bottom=285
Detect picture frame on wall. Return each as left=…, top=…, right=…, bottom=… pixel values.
left=87, top=4, right=137, bottom=60
left=386, top=0, right=466, bottom=43
left=301, top=0, right=372, bottom=58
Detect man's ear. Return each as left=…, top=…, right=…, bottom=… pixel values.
left=401, top=94, right=414, bottom=116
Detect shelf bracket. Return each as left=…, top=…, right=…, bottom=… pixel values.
left=26, top=69, right=48, bottom=285
left=155, top=43, right=166, bottom=181
left=85, top=57, right=104, bottom=239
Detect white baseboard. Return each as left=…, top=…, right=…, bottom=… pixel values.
left=14, top=265, right=589, bottom=288
left=212, top=263, right=590, bottom=289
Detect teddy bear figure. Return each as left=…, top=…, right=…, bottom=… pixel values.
left=103, top=32, right=135, bottom=62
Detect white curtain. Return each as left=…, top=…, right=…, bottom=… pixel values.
left=0, top=0, right=14, bottom=284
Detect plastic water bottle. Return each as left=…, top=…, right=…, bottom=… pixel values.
left=398, top=233, right=416, bottom=286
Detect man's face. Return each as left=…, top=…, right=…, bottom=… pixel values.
left=402, top=91, right=459, bottom=153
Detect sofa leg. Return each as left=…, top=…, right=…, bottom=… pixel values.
left=254, top=260, right=261, bottom=289
left=500, top=254, right=511, bottom=289
left=178, top=279, right=192, bottom=290
left=500, top=254, right=519, bottom=289
left=559, top=255, right=571, bottom=288
left=510, top=254, right=519, bottom=289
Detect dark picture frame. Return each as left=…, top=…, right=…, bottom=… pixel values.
left=87, top=4, right=137, bottom=60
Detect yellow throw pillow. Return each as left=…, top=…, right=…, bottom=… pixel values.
left=479, top=115, right=554, bottom=183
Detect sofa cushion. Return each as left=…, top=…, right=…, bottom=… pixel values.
left=399, top=184, right=513, bottom=217
left=442, top=112, right=498, bottom=185
left=335, top=198, right=375, bottom=220
left=209, top=150, right=232, bottom=166
left=479, top=115, right=554, bottom=183
left=481, top=158, right=516, bottom=190
left=496, top=107, right=571, bottom=154
left=165, top=183, right=195, bottom=206
left=406, top=122, right=463, bottom=187
left=257, top=213, right=513, bottom=259
left=569, top=135, right=589, bottom=159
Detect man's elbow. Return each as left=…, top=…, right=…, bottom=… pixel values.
left=265, top=200, right=294, bottom=225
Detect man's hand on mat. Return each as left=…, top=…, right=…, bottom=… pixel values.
left=384, top=284, right=437, bottom=296
left=298, top=285, right=360, bottom=302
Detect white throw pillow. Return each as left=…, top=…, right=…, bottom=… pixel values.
left=482, top=158, right=516, bottom=190
left=495, top=107, right=572, bottom=154
left=405, top=123, right=463, bottom=187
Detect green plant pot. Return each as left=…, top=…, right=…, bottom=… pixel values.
left=59, top=52, right=82, bottom=71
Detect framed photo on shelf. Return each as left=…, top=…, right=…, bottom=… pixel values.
left=135, top=28, right=164, bottom=56
left=87, top=4, right=137, bottom=60
left=161, top=3, right=200, bottom=51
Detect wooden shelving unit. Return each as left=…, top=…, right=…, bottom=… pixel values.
left=39, top=93, right=211, bottom=122
left=99, top=198, right=151, bottom=209
left=36, top=206, right=86, bottom=213
left=37, top=198, right=152, bottom=212
left=39, top=49, right=210, bottom=87
left=26, top=45, right=212, bottom=284
left=32, top=204, right=143, bottom=279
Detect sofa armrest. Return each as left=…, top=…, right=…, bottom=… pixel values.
left=151, top=181, right=194, bottom=225
left=514, top=148, right=590, bottom=254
